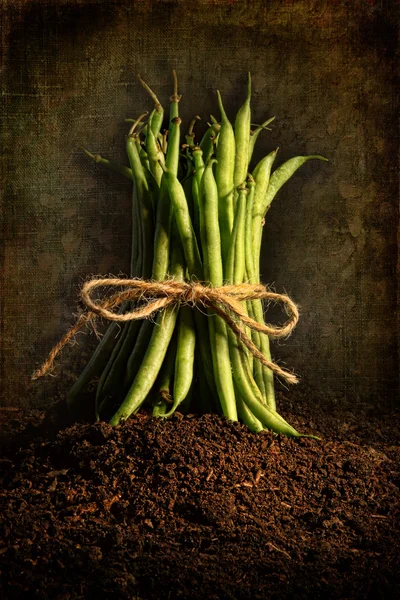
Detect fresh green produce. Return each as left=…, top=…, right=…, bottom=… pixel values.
left=35, top=72, right=327, bottom=437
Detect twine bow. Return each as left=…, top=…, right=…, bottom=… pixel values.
left=32, top=278, right=299, bottom=384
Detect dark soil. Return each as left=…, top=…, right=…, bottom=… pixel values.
left=0, top=396, right=399, bottom=600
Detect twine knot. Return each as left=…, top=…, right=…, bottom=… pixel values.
left=32, top=277, right=300, bottom=385
left=180, top=282, right=202, bottom=306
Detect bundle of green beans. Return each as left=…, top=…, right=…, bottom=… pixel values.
left=69, top=72, right=326, bottom=437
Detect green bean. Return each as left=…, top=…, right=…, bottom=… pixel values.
left=251, top=149, right=278, bottom=277
left=124, top=320, right=153, bottom=389
left=192, top=146, right=205, bottom=189
left=144, top=121, right=164, bottom=186
left=162, top=216, right=196, bottom=417
left=166, top=70, right=182, bottom=176
left=124, top=99, right=186, bottom=394
left=224, top=184, right=263, bottom=430
left=119, top=120, right=162, bottom=397
left=191, top=175, right=201, bottom=247
left=263, top=155, right=328, bottom=214
left=127, top=148, right=153, bottom=278
left=225, top=185, right=247, bottom=285
left=185, top=115, right=201, bottom=148
left=199, top=126, right=217, bottom=165
left=68, top=145, right=139, bottom=410
left=95, top=321, right=131, bottom=419
left=81, top=148, right=133, bottom=180
left=246, top=172, right=276, bottom=410
left=149, top=179, right=171, bottom=281
left=235, top=383, right=263, bottom=433
left=252, top=150, right=277, bottom=215
left=148, top=75, right=184, bottom=280
left=156, top=326, right=178, bottom=405
left=138, top=74, right=164, bottom=138
left=109, top=245, right=184, bottom=425
left=159, top=164, right=215, bottom=397
left=138, top=147, right=150, bottom=173
left=124, top=177, right=170, bottom=387
left=200, top=159, right=237, bottom=421
left=232, top=185, right=247, bottom=284
left=143, top=71, right=182, bottom=280
left=96, top=214, right=144, bottom=414
left=126, top=122, right=154, bottom=279
left=163, top=305, right=196, bottom=417
left=122, top=91, right=185, bottom=393
left=229, top=328, right=302, bottom=436
left=95, top=136, right=150, bottom=416
left=182, top=169, right=195, bottom=236
left=246, top=300, right=265, bottom=399
left=152, top=401, right=168, bottom=417
left=66, top=314, right=126, bottom=411
left=215, top=91, right=235, bottom=268
left=248, top=116, right=275, bottom=165
left=161, top=129, right=168, bottom=155
left=161, top=166, right=202, bottom=278
left=234, top=72, right=251, bottom=189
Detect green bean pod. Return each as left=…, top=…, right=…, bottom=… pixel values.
left=138, top=74, right=164, bottom=138
left=96, top=204, right=145, bottom=412
left=200, top=159, right=237, bottom=421
left=246, top=300, right=265, bottom=399
left=81, top=148, right=133, bottom=180
left=160, top=164, right=216, bottom=398
left=263, top=155, right=328, bottom=215
left=233, top=73, right=251, bottom=189
left=185, top=115, right=201, bottom=148
left=109, top=242, right=185, bottom=425
left=190, top=147, right=204, bottom=250
left=246, top=174, right=276, bottom=410
left=126, top=135, right=154, bottom=279
left=96, top=142, right=150, bottom=415
left=192, top=146, right=205, bottom=188
left=67, top=313, right=126, bottom=411
left=248, top=116, right=276, bottom=166
left=163, top=305, right=196, bottom=417
left=229, top=329, right=304, bottom=436
left=95, top=321, right=131, bottom=419
left=251, top=149, right=278, bottom=281
left=124, top=181, right=173, bottom=388
left=235, top=383, right=263, bottom=433
left=225, top=185, right=247, bottom=285
left=109, top=305, right=179, bottom=425
left=166, top=71, right=182, bottom=177
left=215, top=91, right=235, bottom=268
left=68, top=150, right=140, bottom=410
left=199, top=126, right=217, bottom=165
left=225, top=184, right=263, bottom=430
left=124, top=320, right=154, bottom=389
left=252, top=149, right=277, bottom=224
left=161, top=167, right=202, bottom=278
left=145, top=122, right=164, bottom=186
left=156, top=321, right=178, bottom=404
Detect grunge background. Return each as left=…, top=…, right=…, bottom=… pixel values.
left=1, top=0, right=398, bottom=409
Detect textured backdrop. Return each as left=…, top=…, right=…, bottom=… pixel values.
left=1, top=0, right=398, bottom=409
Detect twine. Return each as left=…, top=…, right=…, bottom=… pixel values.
left=32, top=278, right=299, bottom=384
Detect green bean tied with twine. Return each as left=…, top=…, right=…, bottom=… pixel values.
left=33, top=72, right=327, bottom=438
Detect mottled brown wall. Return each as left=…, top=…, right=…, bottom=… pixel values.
left=1, top=0, right=398, bottom=409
